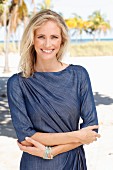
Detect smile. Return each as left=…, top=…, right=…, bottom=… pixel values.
left=41, top=49, right=54, bottom=53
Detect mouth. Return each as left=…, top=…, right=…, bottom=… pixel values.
left=41, top=49, right=54, bottom=54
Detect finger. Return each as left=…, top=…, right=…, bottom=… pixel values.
left=95, top=133, right=101, bottom=138
left=93, top=131, right=101, bottom=137
left=25, top=137, right=40, bottom=147
left=17, top=141, right=23, bottom=148
left=24, top=147, right=39, bottom=156
left=94, top=137, right=97, bottom=141
left=17, top=141, right=27, bottom=151
left=22, top=146, right=34, bottom=153
left=85, top=142, right=91, bottom=145
left=17, top=141, right=34, bottom=153
left=87, top=125, right=99, bottom=130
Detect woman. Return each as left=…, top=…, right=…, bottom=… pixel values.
left=7, top=9, right=100, bottom=170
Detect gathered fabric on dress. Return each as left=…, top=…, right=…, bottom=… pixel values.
left=7, top=64, right=98, bottom=170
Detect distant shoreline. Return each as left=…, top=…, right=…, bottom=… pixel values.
left=71, top=38, right=113, bottom=43
left=0, top=39, right=113, bottom=44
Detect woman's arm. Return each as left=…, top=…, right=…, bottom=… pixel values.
left=18, top=137, right=82, bottom=158
left=80, top=67, right=99, bottom=131
left=21, top=125, right=100, bottom=146
left=52, top=142, right=82, bottom=157
left=7, top=75, right=37, bottom=144
left=21, top=131, right=79, bottom=146
left=7, top=75, right=100, bottom=148
left=18, top=131, right=99, bottom=159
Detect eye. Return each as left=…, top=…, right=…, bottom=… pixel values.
left=37, top=35, right=45, bottom=39
left=51, top=35, right=58, bottom=39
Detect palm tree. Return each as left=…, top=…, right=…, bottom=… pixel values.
left=31, top=0, right=37, bottom=14
left=97, top=21, right=110, bottom=40
left=0, top=0, right=28, bottom=73
left=9, top=0, right=28, bottom=37
left=0, top=0, right=10, bottom=72
left=65, top=14, right=84, bottom=41
left=44, top=0, right=51, bottom=9
left=84, top=11, right=111, bottom=41
left=38, top=0, right=51, bottom=10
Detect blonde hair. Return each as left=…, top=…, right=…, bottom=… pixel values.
left=19, top=9, right=69, bottom=78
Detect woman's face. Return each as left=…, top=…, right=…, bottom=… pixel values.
left=34, top=20, right=62, bottom=60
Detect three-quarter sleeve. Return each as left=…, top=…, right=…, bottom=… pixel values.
left=80, top=67, right=98, bottom=131
left=7, top=74, right=36, bottom=142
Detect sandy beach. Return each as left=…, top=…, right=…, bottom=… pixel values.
left=0, top=53, right=113, bottom=170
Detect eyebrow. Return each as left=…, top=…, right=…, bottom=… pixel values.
left=36, top=34, right=60, bottom=36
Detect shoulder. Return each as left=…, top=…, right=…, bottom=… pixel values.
left=7, top=73, right=22, bottom=89
left=70, top=64, right=90, bottom=82
left=70, top=64, right=89, bottom=75
left=7, top=73, right=25, bottom=98
left=7, top=74, right=18, bottom=85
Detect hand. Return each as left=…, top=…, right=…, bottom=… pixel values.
left=17, top=137, right=45, bottom=158
left=77, top=125, right=101, bottom=144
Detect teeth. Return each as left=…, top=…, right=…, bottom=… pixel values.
left=42, top=49, right=53, bottom=53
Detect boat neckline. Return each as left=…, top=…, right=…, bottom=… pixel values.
left=34, top=64, right=72, bottom=74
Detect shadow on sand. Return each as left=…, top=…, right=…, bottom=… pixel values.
left=0, top=77, right=16, bottom=138
left=94, top=92, right=113, bottom=106
left=0, top=77, right=113, bottom=138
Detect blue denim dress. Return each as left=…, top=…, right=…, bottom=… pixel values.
left=7, top=64, right=98, bottom=170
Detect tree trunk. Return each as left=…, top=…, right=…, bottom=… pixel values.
left=3, top=3, right=10, bottom=73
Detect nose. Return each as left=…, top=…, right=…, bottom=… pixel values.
left=44, top=38, right=52, bottom=48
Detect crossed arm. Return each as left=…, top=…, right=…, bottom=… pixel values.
left=18, top=125, right=100, bottom=158
left=8, top=72, right=100, bottom=159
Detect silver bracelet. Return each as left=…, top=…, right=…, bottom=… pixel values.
left=43, top=146, right=53, bottom=159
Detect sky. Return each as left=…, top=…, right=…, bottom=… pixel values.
left=1, top=0, right=113, bottom=41
left=26, top=0, right=113, bottom=39
left=27, top=0, right=113, bottom=26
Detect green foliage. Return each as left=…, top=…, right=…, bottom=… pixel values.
left=37, top=0, right=52, bottom=11
left=18, top=1, right=28, bottom=20
left=66, top=10, right=111, bottom=41
left=0, top=4, right=4, bottom=15
left=86, top=11, right=111, bottom=36
left=0, top=0, right=7, bottom=4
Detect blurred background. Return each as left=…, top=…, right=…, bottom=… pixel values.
left=0, top=0, right=113, bottom=170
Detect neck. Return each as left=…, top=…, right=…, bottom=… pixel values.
left=34, top=58, right=63, bottom=72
